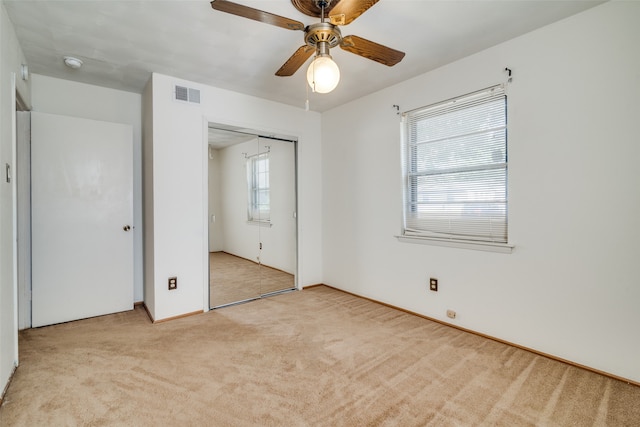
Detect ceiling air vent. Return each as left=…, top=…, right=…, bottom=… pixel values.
left=175, top=85, right=201, bottom=104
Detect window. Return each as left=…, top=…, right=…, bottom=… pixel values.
left=247, top=153, right=270, bottom=222
left=401, top=85, right=507, bottom=244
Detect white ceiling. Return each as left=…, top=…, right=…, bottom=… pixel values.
left=208, top=125, right=258, bottom=149
left=4, top=0, right=604, bottom=112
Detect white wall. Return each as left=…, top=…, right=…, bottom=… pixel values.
left=217, top=141, right=256, bottom=260
left=214, top=138, right=296, bottom=274
left=30, top=75, right=144, bottom=303
left=321, top=1, right=640, bottom=383
left=0, top=1, right=29, bottom=398
left=208, top=148, right=224, bottom=252
left=145, top=72, right=321, bottom=321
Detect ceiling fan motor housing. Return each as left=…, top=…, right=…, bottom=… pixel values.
left=305, top=22, right=342, bottom=54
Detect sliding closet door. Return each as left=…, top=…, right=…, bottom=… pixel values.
left=256, top=137, right=296, bottom=296
left=209, top=135, right=262, bottom=307
left=208, top=127, right=297, bottom=308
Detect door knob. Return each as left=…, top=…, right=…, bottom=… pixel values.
left=123, top=225, right=131, bottom=231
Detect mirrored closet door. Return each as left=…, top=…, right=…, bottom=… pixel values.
left=208, top=125, right=297, bottom=308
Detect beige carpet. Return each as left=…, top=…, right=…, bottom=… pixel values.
left=210, top=251, right=295, bottom=307
left=1, top=286, right=638, bottom=426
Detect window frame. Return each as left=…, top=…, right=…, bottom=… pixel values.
left=398, top=85, right=513, bottom=253
left=247, top=152, right=270, bottom=224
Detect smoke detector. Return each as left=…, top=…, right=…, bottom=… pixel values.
left=63, top=56, right=83, bottom=69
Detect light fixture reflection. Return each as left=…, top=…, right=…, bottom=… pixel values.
left=306, top=55, right=340, bottom=94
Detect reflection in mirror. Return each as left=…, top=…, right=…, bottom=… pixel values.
left=208, top=125, right=297, bottom=308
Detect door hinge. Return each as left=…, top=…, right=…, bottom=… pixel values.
left=259, top=242, right=262, bottom=250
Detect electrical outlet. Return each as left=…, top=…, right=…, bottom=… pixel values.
left=168, top=276, right=177, bottom=290
left=429, top=278, right=438, bottom=292
left=446, top=309, right=456, bottom=319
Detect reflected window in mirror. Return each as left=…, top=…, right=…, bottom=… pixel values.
left=247, top=153, right=270, bottom=223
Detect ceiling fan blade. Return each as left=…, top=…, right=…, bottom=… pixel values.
left=328, top=0, right=380, bottom=26
left=276, top=45, right=315, bottom=76
left=340, top=35, right=405, bottom=66
left=210, top=0, right=305, bottom=31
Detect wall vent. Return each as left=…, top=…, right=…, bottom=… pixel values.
left=174, top=85, right=201, bottom=104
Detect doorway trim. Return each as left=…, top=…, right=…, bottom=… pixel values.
left=15, top=105, right=31, bottom=330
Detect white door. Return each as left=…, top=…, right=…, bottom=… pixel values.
left=31, top=112, right=133, bottom=327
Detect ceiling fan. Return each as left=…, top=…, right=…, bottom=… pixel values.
left=210, top=0, right=405, bottom=93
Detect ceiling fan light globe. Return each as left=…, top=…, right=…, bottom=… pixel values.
left=306, top=56, right=340, bottom=94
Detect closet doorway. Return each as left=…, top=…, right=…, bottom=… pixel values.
left=207, top=124, right=297, bottom=308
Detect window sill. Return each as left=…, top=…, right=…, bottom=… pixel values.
left=396, top=235, right=514, bottom=254
left=247, top=220, right=272, bottom=228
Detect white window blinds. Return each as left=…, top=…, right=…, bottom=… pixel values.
left=402, top=85, right=507, bottom=243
